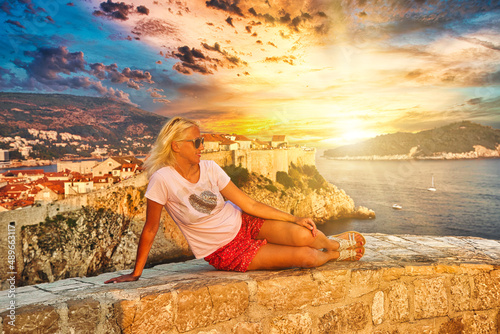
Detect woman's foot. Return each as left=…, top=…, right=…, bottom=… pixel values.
left=327, top=231, right=366, bottom=252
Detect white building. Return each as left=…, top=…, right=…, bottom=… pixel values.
left=0, top=150, right=8, bottom=163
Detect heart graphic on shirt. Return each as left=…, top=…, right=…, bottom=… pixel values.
left=189, top=191, right=217, bottom=214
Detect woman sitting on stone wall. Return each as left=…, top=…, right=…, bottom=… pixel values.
left=105, top=117, right=366, bottom=284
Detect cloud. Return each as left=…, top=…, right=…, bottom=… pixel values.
left=153, top=98, right=171, bottom=104
left=89, top=62, right=153, bottom=89
left=201, top=42, right=247, bottom=67
left=205, top=0, right=244, bottom=17
left=90, top=80, right=135, bottom=105
left=93, top=0, right=134, bottom=21
left=457, top=36, right=500, bottom=51
left=12, top=46, right=138, bottom=104
left=132, top=18, right=177, bottom=37
left=173, top=62, right=213, bottom=75
left=136, top=5, right=149, bottom=15
left=1, top=1, right=12, bottom=15
left=467, top=97, right=483, bottom=105
left=264, top=55, right=296, bottom=65
left=15, top=46, right=86, bottom=82
left=5, top=20, right=25, bottom=29
left=248, top=7, right=275, bottom=24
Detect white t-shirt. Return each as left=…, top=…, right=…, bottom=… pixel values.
left=145, top=160, right=242, bottom=258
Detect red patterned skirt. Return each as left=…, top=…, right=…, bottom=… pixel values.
left=204, top=212, right=267, bottom=272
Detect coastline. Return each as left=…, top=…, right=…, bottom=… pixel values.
left=323, top=154, right=500, bottom=161
left=322, top=144, right=500, bottom=161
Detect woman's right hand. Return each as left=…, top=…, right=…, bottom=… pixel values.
left=104, top=273, right=140, bottom=284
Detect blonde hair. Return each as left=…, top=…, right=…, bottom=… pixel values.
left=144, top=116, right=200, bottom=176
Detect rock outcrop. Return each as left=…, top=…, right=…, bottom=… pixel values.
left=240, top=174, right=375, bottom=224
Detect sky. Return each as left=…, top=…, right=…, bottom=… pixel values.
left=1, top=0, right=500, bottom=147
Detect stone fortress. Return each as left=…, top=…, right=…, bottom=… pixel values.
left=1, top=148, right=500, bottom=333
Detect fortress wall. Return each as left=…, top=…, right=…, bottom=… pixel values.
left=2, top=233, right=500, bottom=333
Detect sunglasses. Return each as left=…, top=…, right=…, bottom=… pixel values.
left=178, top=137, right=204, bottom=149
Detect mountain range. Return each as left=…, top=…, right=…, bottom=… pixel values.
left=0, top=92, right=168, bottom=142
left=324, top=121, right=500, bottom=158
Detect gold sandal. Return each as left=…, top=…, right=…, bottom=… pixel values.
left=329, top=231, right=366, bottom=252
left=335, top=247, right=365, bottom=261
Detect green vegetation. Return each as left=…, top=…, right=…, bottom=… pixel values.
left=275, top=163, right=327, bottom=191
left=324, top=121, right=500, bottom=157
left=276, top=171, right=294, bottom=188
left=265, top=184, right=278, bottom=192
left=222, top=165, right=250, bottom=187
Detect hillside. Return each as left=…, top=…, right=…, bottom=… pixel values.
left=0, top=92, right=168, bottom=142
left=324, top=121, right=500, bottom=158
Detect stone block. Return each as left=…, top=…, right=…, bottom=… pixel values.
left=414, top=277, right=447, bottom=319
left=232, top=322, right=263, bottom=334
left=460, top=263, right=494, bottom=275
left=450, top=275, right=471, bottom=312
left=1, top=305, right=59, bottom=334
left=208, top=282, right=249, bottom=323
left=270, top=313, right=312, bottom=334
left=439, top=311, right=498, bottom=334
left=386, top=283, right=409, bottom=322
left=404, top=265, right=435, bottom=276
left=382, top=267, right=405, bottom=281
left=115, top=290, right=175, bottom=334
left=471, top=273, right=500, bottom=310
left=176, top=285, right=212, bottom=332
left=439, top=317, right=465, bottom=334
left=318, top=302, right=369, bottom=333
left=100, top=303, right=121, bottom=334
left=257, top=274, right=318, bottom=311
left=435, top=264, right=462, bottom=274
left=67, top=298, right=99, bottom=334
left=312, top=270, right=348, bottom=305
left=372, top=291, right=384, bottom=325
left=349, top=269, right=381, bottom=298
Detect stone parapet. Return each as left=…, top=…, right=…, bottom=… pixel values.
left=1, top=233, right=500, bottom=333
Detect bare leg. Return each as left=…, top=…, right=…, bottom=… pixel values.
left=257, top=220, right=365, bottom=251
left=247, top=243, right=364, bottom=270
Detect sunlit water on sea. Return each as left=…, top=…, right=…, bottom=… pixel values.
left=315, top=150, right=500, bottom=240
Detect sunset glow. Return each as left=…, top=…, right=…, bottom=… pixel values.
left=1, top=0, right=499, bottom=146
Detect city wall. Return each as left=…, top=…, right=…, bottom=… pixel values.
left=1, top=233, right=500, bottom=333
left=0, top=148, right=315, bottom=285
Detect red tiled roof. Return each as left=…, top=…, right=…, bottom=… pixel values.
left=234, top=135, right=252, bottom=141
left=39, top=181, right=65, bottom=194
left=1, top=199, right=34, bottom=210
left=220, top=138, right=237, bottom=145
left=272, top=135, right=286, bottom=142
left=202, top=134, right=226, bottom=142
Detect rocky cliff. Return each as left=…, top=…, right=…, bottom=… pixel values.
left=240, top=173, right=374, bottom=224
left=17, top=168, right=374, bottom=286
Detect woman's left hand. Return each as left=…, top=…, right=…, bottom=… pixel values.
left=294, top=217, right=317, bottom=237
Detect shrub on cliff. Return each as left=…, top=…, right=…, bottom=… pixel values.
left=276, top=171, right=294, bottom=188
left=222, top=165, right=250, bottom=187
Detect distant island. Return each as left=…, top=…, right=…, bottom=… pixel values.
left=324, top=121, right=500, bottom=160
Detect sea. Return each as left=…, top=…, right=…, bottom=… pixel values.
left=315, top=150, right=500, bottom=241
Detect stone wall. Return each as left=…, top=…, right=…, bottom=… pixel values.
left=203, top=148, right=316, bottom=181
left=1, top=233, right=499, bottom=333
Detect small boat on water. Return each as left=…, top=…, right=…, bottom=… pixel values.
left=428, top=175, right=437, bottom=192
left=392, top=204, right=403, bottom=210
